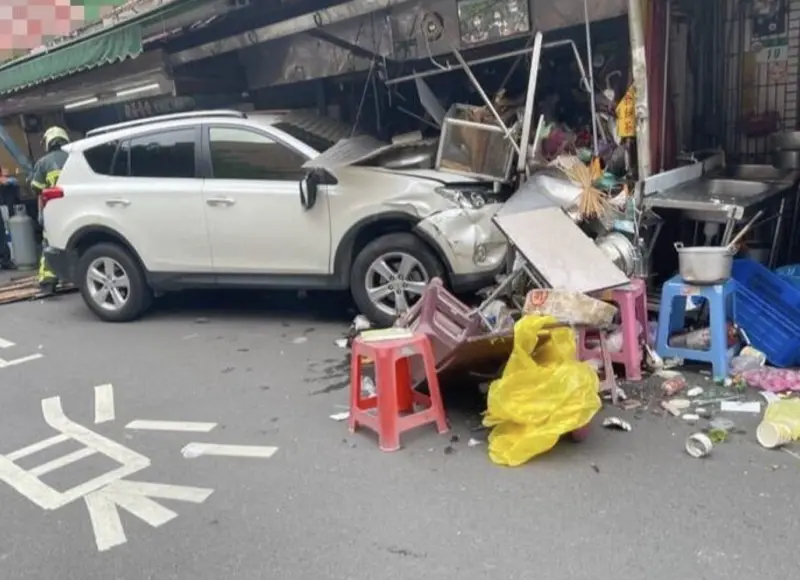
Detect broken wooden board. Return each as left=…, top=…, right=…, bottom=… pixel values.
left=494, top=207, right=629, bottom=293
left=0, top=276, right=75, bottom=306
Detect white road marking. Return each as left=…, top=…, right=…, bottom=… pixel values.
left=94, top=384, right=115, bottom=424
left=84, top=480, right=213, bottom=552
left=181, top=442, right=278, bottom=459
left=5, top=434, right=69, bottom=461
left=29, top=447, right=97, bottom=476
left=0, top=353, right=44, bottom=368
left=0, top=338, right=15, bottom=349
left=125, top=420, right=217, bottom=432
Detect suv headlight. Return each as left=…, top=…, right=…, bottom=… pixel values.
left=434, top=186, right=490, bottom=209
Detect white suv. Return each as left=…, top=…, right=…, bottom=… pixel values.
left=42, top=110, right=508, bottom=325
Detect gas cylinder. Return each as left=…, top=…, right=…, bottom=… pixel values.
left=8, top=204, right=37, bottom=270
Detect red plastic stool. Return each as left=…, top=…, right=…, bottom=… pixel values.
left=349, top=333, right=448, bottom=452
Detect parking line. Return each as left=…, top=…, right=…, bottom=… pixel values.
left=0, top=338, right=15, bottom=349
left=181, top=443, right=278, bottom=458
left=94, top=384, right=115, bottom=424
left=30, top=448, right=97, bottom=476
left=125, top=420, right=217, bottom=432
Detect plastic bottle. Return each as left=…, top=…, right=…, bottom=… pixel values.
left=8, top=204, right=37, bottom=269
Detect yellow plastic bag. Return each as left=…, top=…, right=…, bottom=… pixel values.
left=483, top=315, right=602, bottom=466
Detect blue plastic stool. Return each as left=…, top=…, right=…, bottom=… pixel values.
left=655, top=276, right=736, bottom=380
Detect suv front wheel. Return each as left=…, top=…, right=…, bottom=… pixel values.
left=76, top=242, right=153, bottom=322
left=350, top=233, right=445, bottom=326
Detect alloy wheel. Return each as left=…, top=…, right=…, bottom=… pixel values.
left=364, top=252, right=429, bottom=318
left=86, top=257, right=131, bottom=312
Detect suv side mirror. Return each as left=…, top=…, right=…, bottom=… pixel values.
left=299, top=169, right=322, bottom=210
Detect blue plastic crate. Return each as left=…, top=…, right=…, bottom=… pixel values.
left=732, top=259, right=800, bottom=321
left=733, top=282, right=800, bottom=367
left=775, top=264, right=800, bottom=288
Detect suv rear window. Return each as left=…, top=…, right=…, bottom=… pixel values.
left=84, top=142, right=118, bottom=175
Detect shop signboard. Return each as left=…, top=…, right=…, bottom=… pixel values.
left=64, top=93, right=246, bottom=132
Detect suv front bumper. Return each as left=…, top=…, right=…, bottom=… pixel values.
left=415, top=203, right=508, bottom=291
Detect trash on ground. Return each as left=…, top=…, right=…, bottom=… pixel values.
left=668, top=398, right=691, bottom=410
left=352, top=315, right=372, bottom=332
left=661, top=401, right=682, bottom=417
left=720, top=400, right=762, bottom=413
left=741, top=368, right=800, bottom=392
left=685, top=433, right=713, bottom=458
left=602, top=417, right=632, bottom=431
left=292, top=336, right=309, bottom=344
left=661, top=373, right=688, bottom=396
left=695, top=407, right=712, bottom=418
left=482, top=315, right=601, bottom=467
left=330, top=412, right=350, bottom=421
left=361, top=376, right=376, bottom=397
left=682, top=413, right=700, bottom=423
left=757, top=399, right=800, bottom=449
left=467, top=437, right=484, bottom=447
left=334, top=338, right=348, bottom=348
left=709, top=417, right=735, bottom=431
left=687, top=386, right=704, bottom=397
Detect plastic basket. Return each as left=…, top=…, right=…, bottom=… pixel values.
left=732, top=259, right=800, bottom=322
left=734, top=282, right=800, bottom=367
left=775, top=264, right=800, bottom=288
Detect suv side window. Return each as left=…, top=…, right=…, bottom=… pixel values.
left=122, top=129, right=196, bottom=178
left=209, top=127, right=307, bottom=181
left=84, top=141, right=118, bottom=175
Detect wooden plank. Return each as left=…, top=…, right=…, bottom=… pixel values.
left=494, top=207, right=629, bottom=294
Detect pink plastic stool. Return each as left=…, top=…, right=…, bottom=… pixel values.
left=578, top=278, right=649, bottom=381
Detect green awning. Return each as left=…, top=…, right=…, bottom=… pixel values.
left=0, top=25, right=143, bottom=96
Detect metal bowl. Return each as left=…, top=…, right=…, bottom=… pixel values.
left=770, top=131, right=800, bottom=150
left=771, top=149, right=800, bottom=169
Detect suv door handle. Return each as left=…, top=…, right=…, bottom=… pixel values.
left=105, top=199, right=131, bottom=207
left=206, top=197, right=236, bottom=207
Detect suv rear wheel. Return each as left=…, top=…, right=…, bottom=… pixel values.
left=350, top=233, right=445, bottom=326
left=76, top=242, right=152, bottom=322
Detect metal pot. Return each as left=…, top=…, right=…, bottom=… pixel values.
left=596, top=232, right=638, bottom=277
left=771, top=149, right=800, bottom=169
left=674, top=243, right=733, bottom=284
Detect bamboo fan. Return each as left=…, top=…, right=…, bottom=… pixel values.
left=558, top=156, right=609, bottom=219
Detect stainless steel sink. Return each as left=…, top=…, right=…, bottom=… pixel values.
left=707, top=178, right=770, bottom=197
left=716, top=164, right=789, bottom=183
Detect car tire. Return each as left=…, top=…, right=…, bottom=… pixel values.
left=350, top=232, right=445, bottom=327
left=76, top=242, right=152, bottom=322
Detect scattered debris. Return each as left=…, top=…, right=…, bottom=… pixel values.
left=661, top=372, right=688, bottom=396
left=687, top=386, right=704, bottom=397
left=467, top=437, right=483, bottom=447
left=330, top=412, right=350, bottom=422
left=709, top=418, right=735, bottom=431
left=361, top=376, right=376, bottom=397
left=334, top=338, right=348, bottom=348
left=682, top=413, right=700, bottom=423
left=602, top=417, right=631, bottom=431
left=661, top=401, right=682, bottom=417
left=695, top=407, right=712, bottom=418
left=621, top=399, right=642, bottom=411
left=685, top=433, right=713, bottom=458
left=720, top=400, right=761, bottom=413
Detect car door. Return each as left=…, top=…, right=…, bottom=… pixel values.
left=200, top=124, right=331, bottom=275
left=107, top=127, right=212, bottom=272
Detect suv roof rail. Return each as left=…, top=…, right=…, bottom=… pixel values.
left=85, top=110, right=247, bottom=138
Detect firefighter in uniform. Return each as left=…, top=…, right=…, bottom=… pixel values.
left=29, top=126, right=70, bottom=293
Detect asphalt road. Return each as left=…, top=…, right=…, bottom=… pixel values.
left=0, top=281, right=798, bottom=580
